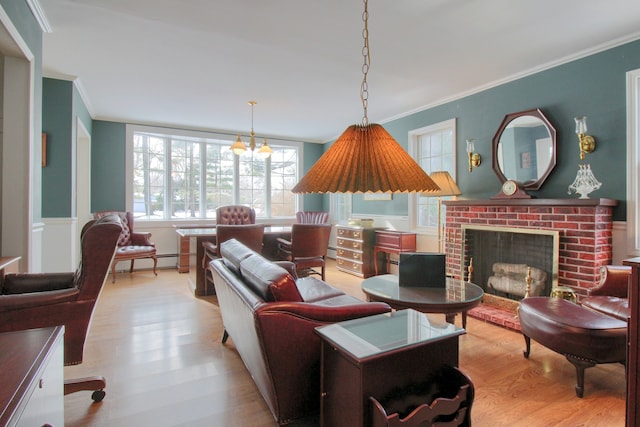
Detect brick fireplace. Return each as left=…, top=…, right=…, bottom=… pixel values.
left=442, top=198, right=617, bottom=298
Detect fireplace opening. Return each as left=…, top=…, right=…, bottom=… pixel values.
left=461, top=225, right=559, bottom=305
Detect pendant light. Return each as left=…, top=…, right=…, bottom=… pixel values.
left=230, top=101, right=272, bottom=159
left=291, top=0, right=439, bottom=194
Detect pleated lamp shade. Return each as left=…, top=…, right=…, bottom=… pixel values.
left=292, top=124, right=441, bottom=194
left=428, top=171, right=461, bottom=197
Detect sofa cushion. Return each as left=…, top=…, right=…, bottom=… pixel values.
left=220, top=239, right=258, bottom=276
left=296, top=277, right=345, bottom=302
left=240, top=253, right=302, bottom=302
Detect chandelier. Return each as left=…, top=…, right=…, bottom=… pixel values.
left=230, top=101, right=272, bottom=159
left=291, top=0, right=439, bottom=194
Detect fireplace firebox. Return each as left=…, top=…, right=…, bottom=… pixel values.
left=461, top=225, right=559, bottom=303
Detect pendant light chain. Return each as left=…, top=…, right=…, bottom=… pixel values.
left=360, top=0, right=370, bottom=127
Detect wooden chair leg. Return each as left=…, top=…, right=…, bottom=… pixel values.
left=111, top=261, right=117, bottom=283
left=129, top=259, right=135, bottom=273
left=152, top=255, right=158, bottom=276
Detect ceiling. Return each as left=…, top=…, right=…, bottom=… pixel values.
left=38, top=0, right=640, bottom=143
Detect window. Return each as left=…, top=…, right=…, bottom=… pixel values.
left=331, top=193, right=352, bottom=223
left=127, top=125, right=302, bottom=220
left=408, top=119, right=457, bottom=232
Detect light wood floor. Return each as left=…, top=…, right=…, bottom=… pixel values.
left=64, top=260, right=626, bottom=426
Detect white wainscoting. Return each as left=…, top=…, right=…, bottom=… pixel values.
left=41, top=218, right=78, bottom=273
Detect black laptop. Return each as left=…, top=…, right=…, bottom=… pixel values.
left=399, top=252, right=446, bottom=288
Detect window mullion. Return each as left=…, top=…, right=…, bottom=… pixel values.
left=165, top=137, right=172, bottom=219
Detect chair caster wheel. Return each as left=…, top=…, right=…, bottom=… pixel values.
left=91, top=389, right=106, bottom=402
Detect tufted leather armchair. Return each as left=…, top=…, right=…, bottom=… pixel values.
left=202, top=205, right=257, bottom=287
left=0, top=214, right=123, bottom=401
left=216, top=205, right=256, bottom=225
left=296, top=211, right=330, bottom=224
left=94, top=211, right=158, bottom=283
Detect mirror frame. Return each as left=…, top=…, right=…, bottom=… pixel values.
left=492, top=108, right=557, bottom=191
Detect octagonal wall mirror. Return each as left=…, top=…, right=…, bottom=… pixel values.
left=492, top=108, right=556, bottom=191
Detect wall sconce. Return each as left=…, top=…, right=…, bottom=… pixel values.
left=466, top=139, right=481, bottom=172
left=574, top=116, right=596, bottom=160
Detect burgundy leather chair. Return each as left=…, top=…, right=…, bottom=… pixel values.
left=216, top=205, right=256, bottom=225
left=580, top=265, right=631, bottom=321
left=202, top=205, right=258, bottom=285
left=277, top=223, right=332, bottom=280
left=296, top=211, right=330, bottom=224
left=94, top=211, right=157, bottom=283
left=0, top=214, right=123, bottom=401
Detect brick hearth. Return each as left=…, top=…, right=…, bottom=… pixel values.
left=443, top=198, right=617, bottom=297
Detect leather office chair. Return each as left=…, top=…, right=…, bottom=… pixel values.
left=216, top=205, right=256, bottom=225
left=202, top=205, right=258, bottom=285
left=296, top=211, right=330, bottom=224
left=0, top=214, right=123, bottom=401
left=94, top=211, right=157, bottom=283
left=277, top=223, right=332, bottom=280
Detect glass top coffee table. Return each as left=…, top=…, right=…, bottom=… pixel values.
left=361, top=274, right=484, bottom=329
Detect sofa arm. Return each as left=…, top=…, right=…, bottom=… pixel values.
left=2, top=272, right=76, bottom=295
left=588, top=265, right=631, bottom=298
left=256, top=301, right=391, bottom=323
left=254, top=301, right=391, bottom=422
left=130, top=231, right=154, bottom=246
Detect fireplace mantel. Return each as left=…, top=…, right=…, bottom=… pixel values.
left=442, top=197, right=618, bottom=295
left=443, top=198, right=617, bottom=208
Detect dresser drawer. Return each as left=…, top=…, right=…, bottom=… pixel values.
left=336, top=258, right=364, bottom=274
left=337, top=238, right=364, bottom=251
left=337, top=227, right=364, bottom=240
left=336, top=248, right=363, bottom=261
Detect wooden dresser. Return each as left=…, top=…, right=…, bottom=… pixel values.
left=0, top=326, right=64, bottom=426
left=335, top=225, right=377, bottom=278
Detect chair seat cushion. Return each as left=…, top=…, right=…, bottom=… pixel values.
left=114, top=245, right=156, bottom=259
left=296, top=277, right=344, bottom=302
left=581, top=296, right=630, bottom=321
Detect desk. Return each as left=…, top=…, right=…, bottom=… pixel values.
left=361, top=274, right=484, bottom=329
left=176, top=226, right=291, bottom=296
left=316, top=309, right=466, bottom=426
left=373, top=230, right=416, bottom=275
left=0, top=326, right=64, bottom=426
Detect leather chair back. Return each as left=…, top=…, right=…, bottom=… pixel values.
left=216, top=205, right=256, bottom=225
left=289, top=223, right=332, bottom=259
left=216, top=224, right=265, bottom=253
left=295, top=211, right=330, bottom=224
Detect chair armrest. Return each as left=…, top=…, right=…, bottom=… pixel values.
left=276, top=237, right=291, bottom=247
left=0, top=287, right=80, bottom=311
left=588, top=265, right=631, bottom=297
left=130, top=231, right=154, bottom=246
left=2, top=272, right=76, bottom=295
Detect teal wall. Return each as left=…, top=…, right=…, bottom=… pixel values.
left=346, top=38, right=640, bottom=221
left=301, top=142, right=324, bottom=211
left=92, top=121, right=126, bottom=212
left=42, top=79, right=72, bottom=217
left=41, top=78, right=92, bottom=217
